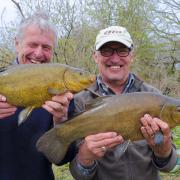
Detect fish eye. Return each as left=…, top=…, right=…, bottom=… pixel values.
left=177, top=107, right=180, bottom=112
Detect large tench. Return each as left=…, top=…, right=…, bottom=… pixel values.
left=0, top=63, right=95, bottom=124
left=36, top=92, right=180, bottom=164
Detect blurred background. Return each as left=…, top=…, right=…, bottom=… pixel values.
left=0, top=0, right=179, bottom=179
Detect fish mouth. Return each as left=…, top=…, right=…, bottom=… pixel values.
left=79, top=74, right=96, bottom=85
left=90, top=75, right=96, bottom=83
left=63, top=69, right=95, bottom=92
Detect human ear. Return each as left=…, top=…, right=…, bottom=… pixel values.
left=129, top=51, right=134, bottom=63
left=15, top=37, right=21, bottom=51
left=92, top=51, right=99, bottom=64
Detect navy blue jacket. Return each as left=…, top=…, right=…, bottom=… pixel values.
left=0, top=103, right=76, bottom=180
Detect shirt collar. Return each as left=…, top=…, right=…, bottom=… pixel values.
left=96, top=73, right=135, bottom=95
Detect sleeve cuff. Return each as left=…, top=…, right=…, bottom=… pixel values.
left=153, top=147, right=177, bottom=172
left=76, top=158, right=97, bottom=176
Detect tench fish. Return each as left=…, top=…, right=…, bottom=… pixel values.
left=0, top=63, right=95, bottom=124
left=36, top=92, right=180, bottom=164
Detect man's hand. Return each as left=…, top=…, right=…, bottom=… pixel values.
left=0, top=95, right=17, bottom=119
left=42, top=92, right=73, bottom=124
left=77, top=132, right=124, bottom=167
left=141, top=114, right=172, bottom=158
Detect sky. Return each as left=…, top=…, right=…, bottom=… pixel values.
left=0, top=0, right=17, bottom=26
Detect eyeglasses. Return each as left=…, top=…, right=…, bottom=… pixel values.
left=99, top=47, right=131, bottom=57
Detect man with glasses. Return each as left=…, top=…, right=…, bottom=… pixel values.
left=69, top=26, right=177, bottom=180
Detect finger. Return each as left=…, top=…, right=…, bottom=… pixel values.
left=0, top=111, right=16, bottom=119
left=52, top=92, right=73, bottom=105
left=149, top=118, right=159, bottom=133
left=42, top=103, right=67, bottom=114
left=65, top=91, right=73, bottom=101
left=0, top=107, right=17, bottom=113
left=0, top=102, right=16, bottom=109
left=52, top=96, right=68, bottom=105
left=140, top=114, right=151, bottom=126
left=78, top=141, right=105, bottom=161
left=83, top=140, right=107, bottom=158
left=42, top=103, right=68, bottom=120
left=44, top=101, right=64, bottom=110
left=141, top=126, right=156, bottom=146
left=0, top=95, right=6, bottom=102
left=141, top=114, right=159, bottom=136
left=106, top=135, right=124, bottom=149
left=90, top=135, right=123, bottom=150
left=87, top=132, right=117, bottom=142
left=144, top=125, right=154, bottom=137
left=141, top=114, right=159, bottom=130
left=42, top=104, right=53, bottom=112
left=144, top=116, right=160, bottom=133
left=93, top=146, right=106, bottom=157
left=141, top=126, right=149, bottom=139
left=153, top=118, right=170, bottom=135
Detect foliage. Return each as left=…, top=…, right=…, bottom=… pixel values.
left=53, top=164, right=74, bottom=180
left=0, top=1, right=179, bottom=178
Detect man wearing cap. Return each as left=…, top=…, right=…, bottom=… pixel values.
left=69, top=26, right=177, bottom=180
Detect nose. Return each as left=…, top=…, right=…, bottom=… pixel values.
left=34, top=46, right=44, bottom=59
left=111, top=51, right=120, bottom=62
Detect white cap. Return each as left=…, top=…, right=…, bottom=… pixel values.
left=95, top=26, right=133, bottom=50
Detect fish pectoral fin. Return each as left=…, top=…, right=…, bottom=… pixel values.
left=48, top=88, right=67, bottom=95
left=18, top=106, right=35, bottom=126
left=85, top=88, right=101, bottom=97
left=85, top=96, right=112, bottom=110
left=113, top=140, right=130, bottom=159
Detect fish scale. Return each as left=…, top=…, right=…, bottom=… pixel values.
left=0, top=63, right=95, bottom=124
left=36, top=92, right=180, bottom=164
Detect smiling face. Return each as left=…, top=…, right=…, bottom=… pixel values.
left=93, top=41, right=133, bottom=87
left=15, top=25, right=55, bottom=64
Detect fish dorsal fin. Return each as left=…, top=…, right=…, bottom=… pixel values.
left=85, top=95, right=112, bottom=111
left=70, top=96, right=112, bottom=119
left=18, top=106, right=35, bottom=125
left=69, top=110, right=86, bottom=119
left=0, top=64, right=18, bottom=72
left=85, top=88, right=101, bottom=97
left=0, top=66, right=8, bottom=72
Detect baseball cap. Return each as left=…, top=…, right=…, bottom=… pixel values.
left=95, top=26, right=133, bottom=50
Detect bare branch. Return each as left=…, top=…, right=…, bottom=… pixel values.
left=11, top=0, right=25, bottom=18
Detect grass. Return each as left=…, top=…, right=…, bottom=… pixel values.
left=53, top=164, right=74, bottom=180
left=53, top=126, right=180, bottom=180
left=54, top=165, right=180, bottom=180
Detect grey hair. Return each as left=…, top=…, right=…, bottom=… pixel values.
left=15, top=12, right=58, bottom=47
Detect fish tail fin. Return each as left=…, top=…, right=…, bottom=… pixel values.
left=36, top=128, right=69, bottom=164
